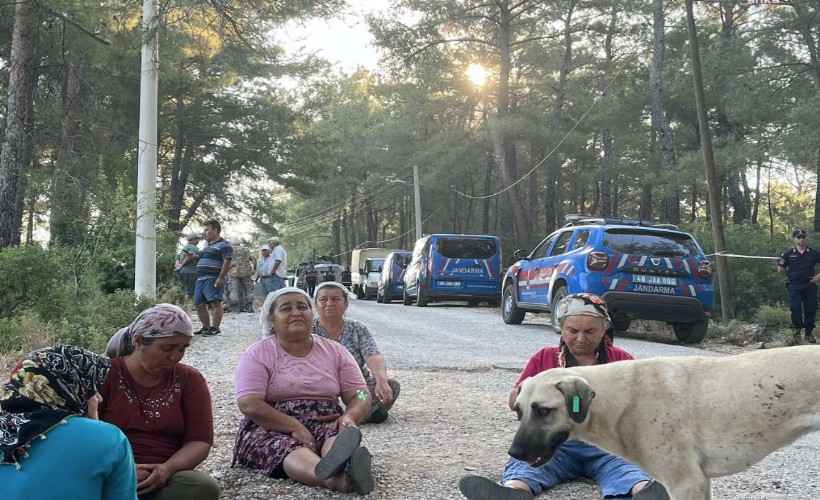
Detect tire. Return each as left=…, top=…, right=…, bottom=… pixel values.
left=376, top=291, right=383, bottom=303
left=549, top=286, right=569, bottom=329
left=673, top=319, right=708, bottom=344
left=383, top=291, right=392, bottom=303
left=467, top=300, right=479, bottom=307
left=416, top=289, right=428, bottom=307
left=502, top=283, right=526, bottom=324
left=355, top=286, right=365, bottom=300
left=402, top=289, right=412, bottom=306
left=611, top=315, right=631, bottom=332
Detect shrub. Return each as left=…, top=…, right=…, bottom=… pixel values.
left=753, top=304, right=791, bottom=328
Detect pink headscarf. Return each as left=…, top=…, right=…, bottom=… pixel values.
left=105, top=303, right=193, bottom=357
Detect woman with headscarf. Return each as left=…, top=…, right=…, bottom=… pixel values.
left=234, top=287, right=375, bottom=495
left=311, top=281, right=400, bottom=424
left=459, top=293, right=668, bottom=500
left=1, top=345, right=137, bottom=498
left=100, top=303, right=220, bottom=500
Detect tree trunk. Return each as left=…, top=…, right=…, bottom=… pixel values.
left=50, top=62, right=86, bottom=245
left=544, top=0, right=576, bottom=233
left=0, top=0, right=39, bottom=249
left=651, top=0, right=679, bottom=224
left=493, top=0, right=529, bottom=250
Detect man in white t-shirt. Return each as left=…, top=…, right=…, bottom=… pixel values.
left=267, top=236, right=288, bottom=291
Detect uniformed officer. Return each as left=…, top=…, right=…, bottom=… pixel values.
left=777, top=229, right=820, bottom=344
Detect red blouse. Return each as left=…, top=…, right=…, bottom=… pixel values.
left=99, top=356, right=213, bottom=464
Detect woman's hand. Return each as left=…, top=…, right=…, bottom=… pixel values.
left=291, top=423, right=319, bottom=454
left=136, top=463, right=172, bottom=496
left=334, top=413, right=359, bottom=431
left=374, top=380, right=394, bottom=404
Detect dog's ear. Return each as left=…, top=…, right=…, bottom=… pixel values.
left=555, top=376, right=596, bottom=424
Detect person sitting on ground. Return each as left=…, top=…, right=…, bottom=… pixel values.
left=1, top=345, right=137, bottom=499
left=233, top=287, right=375, bottom=495
left=459, top=293, right=669, bottom=500
left=102, top=304, right=220, bottom=500
left=311, top=281, right=400, bottom=424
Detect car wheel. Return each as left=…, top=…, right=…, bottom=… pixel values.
left=549, top=286, right=569, bottom=329
left=416, top=289, right=428, bottom=307
left=673, top=319, right=708, bottom=344
left=383, top=291, right=392, bottom=303
left=376, top=291, right=383, bottom=303
left=502, top=283, right=526, bottom=324
left=402, top=289, right=412, bottom=306
left=611, top=314, right=631, bottom=332
left=355, top=286, right=365, bottom=300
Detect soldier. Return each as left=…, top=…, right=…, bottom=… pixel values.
left=778, top=229, right=820, bottom=344
left=228, top=239, right=256, bottom=313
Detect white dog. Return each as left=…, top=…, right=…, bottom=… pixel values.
left=511, top=346, right=820, bottom=500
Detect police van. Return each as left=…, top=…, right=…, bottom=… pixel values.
left=402, top=234, right=502, bottom=307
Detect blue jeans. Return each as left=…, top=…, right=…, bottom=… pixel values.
left=500, top=440, right=650, bottom=497
left=271, top=275, right=284, bottom=291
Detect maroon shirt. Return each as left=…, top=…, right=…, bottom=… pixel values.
left=515, top=346, right=634, bottom=387
left=99, top=357, right=214, bottom=464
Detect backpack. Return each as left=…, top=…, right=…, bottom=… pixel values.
left=231, top=247, right=253, bottom=277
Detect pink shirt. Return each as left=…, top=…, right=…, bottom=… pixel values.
left=235, top=335, right=366, bottom=402
left=515, top=346, right=634, bottom=387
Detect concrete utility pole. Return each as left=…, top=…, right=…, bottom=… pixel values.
left=685, top=0, right=734, bottom=321
left=135, top=0, right=159, bottom=299
left=413, top=165, right=423, bottom=241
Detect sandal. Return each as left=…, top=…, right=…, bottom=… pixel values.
left=345, top=445, right=374, bottom=495
left=458, top=475, right=533, bottom=500
left=314, top=426, right=362, bottom=480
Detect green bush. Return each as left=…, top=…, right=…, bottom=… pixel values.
left=753, top=303, right=791, bottom=328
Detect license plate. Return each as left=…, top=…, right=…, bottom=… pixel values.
left=438, top=281, right=460, bottom=287
left=395, top=284, right=404, bottom=289
left=633, top=274, right=677, bottom=286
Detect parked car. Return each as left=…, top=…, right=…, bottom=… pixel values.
left=377, top=251, right=412, bottom=303
left=501, top=215, right=714, bottom=343
left=350, top=248, right=405, bottom=299
left=403, top=234, right=502, bottom=307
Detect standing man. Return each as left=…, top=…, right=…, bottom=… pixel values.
left=256, top=244, right=276, bottom=296
left=267, top=236, right=288, bottom=291
left=228, top=239, right=255, bottom=313
left=195, top=219, right=232, bottom=336
left=176, top=232, right=201, bottom=310
left=305, top=264, right=318, bottom=297
left=778, top=229, right=820, bottom=344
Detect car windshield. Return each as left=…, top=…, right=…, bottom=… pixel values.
left=603, top=229, right=699, bottom=257
left=365, top=259, right=385, bottom=273
left=436, top=238, right=497, bottom=259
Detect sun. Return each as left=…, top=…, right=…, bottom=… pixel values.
left=466, top=64, right=489, bottom=86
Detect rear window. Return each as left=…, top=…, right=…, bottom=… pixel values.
left=394, top=254, right=412, bottom=268
left=435, top=238, right=497, bottom=259
left=603, top=230, right=699, bottom=257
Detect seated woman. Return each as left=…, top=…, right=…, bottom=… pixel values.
left=459, top=293, right=669, bottom=500
left=234, top=287, right=374, bottom=495
left=1, top=345, right=137, bottom=499
left=101, top=303, right=220, bottom=500
left=311, top=281, right=401, bottom=423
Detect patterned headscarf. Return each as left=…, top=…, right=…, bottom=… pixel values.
left=1, top=345, right=110, bottom=468
left=105, top=303, right=193, bottom=358
left=259, top=287, right=313, bottom=338
left=554, top=293, right=614, bottom=368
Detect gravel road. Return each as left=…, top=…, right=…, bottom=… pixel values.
left=186, top=299, right=819, bottom=499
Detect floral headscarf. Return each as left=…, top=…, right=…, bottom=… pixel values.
left=554, top=293, right=615, bottom=368
left=259, top=287, right=312, bottom=338
left=1, top=345, right=110, bottom=468
left=105, top=303, right=194, bottom=357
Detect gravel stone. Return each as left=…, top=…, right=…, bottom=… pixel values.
left=185, top=303, right=820, bottom=499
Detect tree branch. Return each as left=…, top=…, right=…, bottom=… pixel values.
left=39, top=3, right=111, bottom=45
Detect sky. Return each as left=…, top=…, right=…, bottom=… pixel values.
left=276, top=0, right=393, bottom=72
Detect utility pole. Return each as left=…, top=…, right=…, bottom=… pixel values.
left=685, top=0, right=734, bottom=321
left=134, top=0, right=159, bottom=299
left=413, top=165, right=423, bottom=241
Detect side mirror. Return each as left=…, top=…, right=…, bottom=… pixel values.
left=378, top=266, right=383, bottom=272
left=513, top=249, right=528, bottom=260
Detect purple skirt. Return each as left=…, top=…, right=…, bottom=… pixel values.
left=232, top=399, right=343, bottom=477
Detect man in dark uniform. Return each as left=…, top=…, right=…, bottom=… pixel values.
left=778, top=229, right=820, bottom=344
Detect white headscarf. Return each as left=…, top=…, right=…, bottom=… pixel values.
left=259, top=287, right=312, bottom=338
